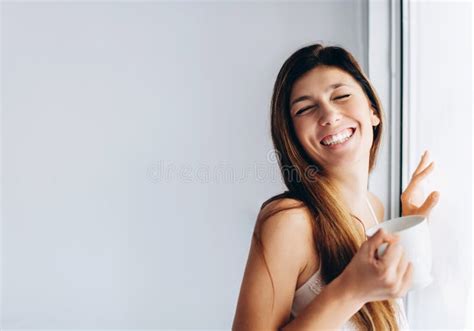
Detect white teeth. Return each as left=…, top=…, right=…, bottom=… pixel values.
left=322, top=128, right=354, bottom=146
left=324, top=135, right=350, bottom=146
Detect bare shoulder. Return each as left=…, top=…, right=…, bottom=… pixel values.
left=255, top=198, right=314, bottom=272
left=368, top=191, right=385, bottom=222
left=255, top=197, right=315, bottom=252
left=232, top=197, right=316, bottom=330
left=258, top=197, right=313, bottom=227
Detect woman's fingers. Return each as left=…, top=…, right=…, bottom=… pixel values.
left=410, top=151, right=435, bottom=187
left=402, top=158, right=436, bottom=206
left=402, top=163, right=435, bottom=203
left=412, top=150, right=429, bottom=177
left=380, top=240, right=403, bottom=266
left=413, top=161, right=435, bottom=183
left=418, top=191, right=441, bottom=216
left=367, top=229, right=396, bottom=249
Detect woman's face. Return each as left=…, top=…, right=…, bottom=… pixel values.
left=289, top=65, right=380, bottom=171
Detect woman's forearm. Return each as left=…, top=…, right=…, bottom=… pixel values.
left=282, top=275, right=364, bottom=331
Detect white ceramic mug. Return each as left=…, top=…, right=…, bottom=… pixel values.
left=366, top=215, right=433, bottom=291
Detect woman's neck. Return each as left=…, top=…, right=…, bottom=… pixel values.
left=326, top=164, right=370, bottom=218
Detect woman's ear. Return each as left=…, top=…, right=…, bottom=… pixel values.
left=370, top=107, right=381, bottom=127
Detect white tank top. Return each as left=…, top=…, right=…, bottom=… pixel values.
left=290, top=196, right=410, bottom=330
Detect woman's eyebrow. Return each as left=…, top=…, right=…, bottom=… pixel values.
left=290, top=83, right=350, bottom=108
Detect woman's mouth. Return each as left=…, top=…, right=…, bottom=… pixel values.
left=320, top=127, right=356, bottom=149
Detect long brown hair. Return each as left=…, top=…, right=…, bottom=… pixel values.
left=253, top=43, right=401, bottom=329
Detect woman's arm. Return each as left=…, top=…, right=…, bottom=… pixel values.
left=232, top=199, right=313, bottom=330
left=232, top=198, right=366, bottom=331
left=281, top=273, right=364, bottom=330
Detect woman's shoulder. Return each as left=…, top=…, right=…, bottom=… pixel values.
left=255, top=192, right=319, bottom=281
left=255, top=191, right=315, bottom=239
left=259, top=191, right=309, bottom=215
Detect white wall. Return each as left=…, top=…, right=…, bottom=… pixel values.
left=403, top=1, right=472, bottom=329
left=1, top=1, right=371, bottom=328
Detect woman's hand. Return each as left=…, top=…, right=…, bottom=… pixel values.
left=339, top=229, right=413, bottom=303
left=401, top=150, right=440, bottom=219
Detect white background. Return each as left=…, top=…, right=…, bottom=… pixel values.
left=1, top=1, right=371, bottom=328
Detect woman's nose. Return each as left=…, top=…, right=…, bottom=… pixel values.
left=318, top=104, right=342, bottom=126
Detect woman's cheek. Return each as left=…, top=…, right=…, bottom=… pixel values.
left=293, top=123, right=312, bottom=147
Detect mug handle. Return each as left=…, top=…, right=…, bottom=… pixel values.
left=376, top=242, right=389, bottom=259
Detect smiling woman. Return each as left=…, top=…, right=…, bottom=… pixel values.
left=232, top=44, right=412, bottom=331
left=289, top=65, right=381, bottom=173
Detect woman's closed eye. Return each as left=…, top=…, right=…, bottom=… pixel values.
left=295, top=94, right=351, bottom=115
